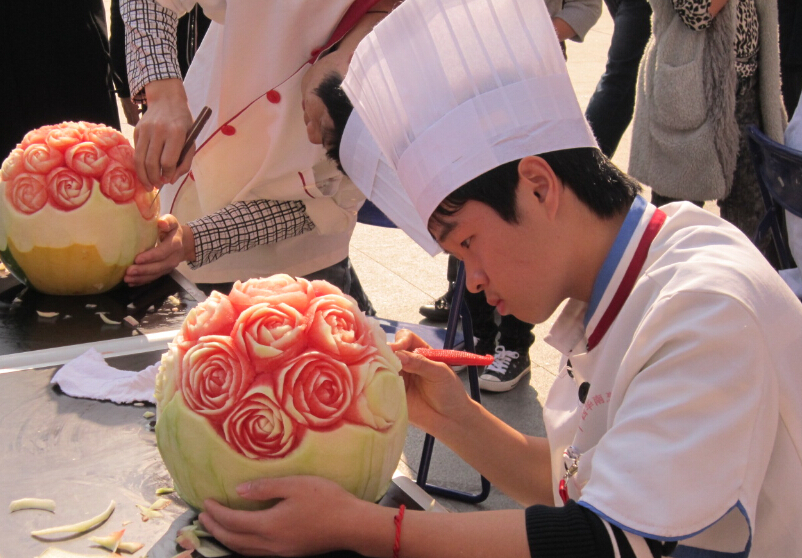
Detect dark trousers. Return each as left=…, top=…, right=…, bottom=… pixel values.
left=198, top=256, right=376, bottom=315
left=584, top=0, right=652, bottom=158
left=446, top=255, right=534, bottom=349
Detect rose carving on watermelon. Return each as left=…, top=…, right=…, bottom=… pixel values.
left=22, top=143, right=64, bottom=175
left=43, top=124, right=83, bottom=150
left=232, top=302, right=308, bottom=370
left=6, top=173, right=48, bottom=215
left=0, top=121, right=159, bottom=295
left=47, top=167, right=93, bottom=210
left=100, top=161, right=138, bottom=204
left=222, top=378, right=302, bottom=459
left=155, top=275, right=408, bottom=511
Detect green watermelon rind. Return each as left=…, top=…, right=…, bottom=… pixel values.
left=0, top=245, right=30, bottom=287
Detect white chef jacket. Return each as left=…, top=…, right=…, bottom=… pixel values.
left=157, top=1, right=371, bottom=283
left=543, top=196, right=802, bottom=556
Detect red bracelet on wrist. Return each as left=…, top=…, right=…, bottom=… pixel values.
left=393, top=504, right=406, bottom=558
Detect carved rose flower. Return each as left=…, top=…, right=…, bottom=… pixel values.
left=107, top=144, right=136, bottom=171
left=305, top=294, right=376, bottom=363
left=180, top=335, right=256, bottom=421
left=232, top=302, right=308, bottom=372
left=20, top=125, right=56, bottom=148
left=84, top=125, right=128, bottom=150
left=100, top=161, right=138, bottom=204
left=222, top=378, right=303, bottom=459
left=229, top=274, right=314, bottom=314
left=45, top=126, right=84, bottom=151
left=1, top=148, right=25, bottom=182
left=22, top=143, right=64, bottom=175
left=178, top=290, right=238, bottom=349
left=6, top=173, right=48, bottom=214
left=46, top=167, right=92, bottom=211
left=65, top=141, right=109, bottom=177
left=275, top=351, right=354, bottom=429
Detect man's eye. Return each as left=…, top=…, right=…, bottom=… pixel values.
left=460, top=237, right=471, bottom=249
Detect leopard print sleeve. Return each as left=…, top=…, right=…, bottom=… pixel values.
left=670, top=0, right=760, bottom=79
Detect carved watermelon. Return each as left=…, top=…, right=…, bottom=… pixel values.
left=0, top=121, right=159, bottom=295
left=155, top=275, right=408, bottom=511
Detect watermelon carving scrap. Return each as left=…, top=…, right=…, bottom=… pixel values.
left=0, top=121, right=159, bottom=295
left=155, top=274, right=408, bottom=511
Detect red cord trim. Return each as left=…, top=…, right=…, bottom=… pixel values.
left=298, top=171, right=314, bottom=199
left=587, top=208, right=666, bottom=351
left=393, top=504, right=406, bottom=558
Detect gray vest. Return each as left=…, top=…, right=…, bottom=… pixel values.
left=629, top=0, right=785, bottom=201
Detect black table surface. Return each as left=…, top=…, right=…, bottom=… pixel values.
left=0, top=350, right=422, bottom=558
left=0, top=271, right=199, bottom=357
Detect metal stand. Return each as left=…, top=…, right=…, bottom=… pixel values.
left=416, top=263, right=491, bottom=503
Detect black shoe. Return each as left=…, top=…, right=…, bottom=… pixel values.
left=419, top=285, right=454, bottom=322
left=479, top=343, right=531, bottom=392
left=474, top=337, right=496, bottom=358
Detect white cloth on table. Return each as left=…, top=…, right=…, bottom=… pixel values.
left=50, top=348, right=159, bottom=404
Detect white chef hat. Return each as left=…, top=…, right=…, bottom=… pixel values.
left=340, top=0, right=598, bottom=255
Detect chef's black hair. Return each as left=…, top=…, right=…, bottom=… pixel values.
left=315, top=72, right=354, bottom=173
left=429, top=148, right=642, bottom=230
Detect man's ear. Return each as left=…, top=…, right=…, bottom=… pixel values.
left=517, top=156, right=561, bottom=218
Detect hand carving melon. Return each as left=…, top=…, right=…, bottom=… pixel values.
left=155, top=275, right=408, bottom=511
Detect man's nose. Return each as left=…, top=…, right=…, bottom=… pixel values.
left=465, top=264, right=486, bottom=294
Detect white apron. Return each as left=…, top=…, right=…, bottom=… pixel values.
left=157, top=1, right=369, bottom=283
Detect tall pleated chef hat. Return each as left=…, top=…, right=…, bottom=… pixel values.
left=339, top=0, right=598, bottom=255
